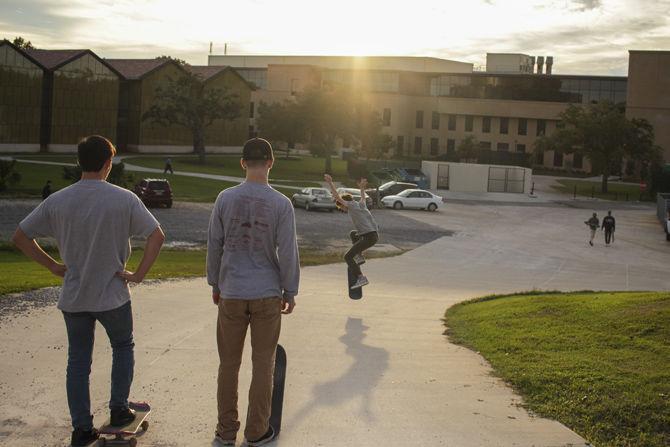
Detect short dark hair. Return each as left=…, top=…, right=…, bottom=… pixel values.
left=78, top=135, right=116, bottom=172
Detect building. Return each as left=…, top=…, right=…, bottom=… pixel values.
left=26, top=48, right=121, bottom=152
left=486, top=53, right=536, bottom=74
left=0, top=40, right=44, bottom=152
left=422, top=160, right=532, bottom=194
left=107, top=59, right=253, bottom=153
left=626, top=51, right=670, bottom=163
left=210, top=54, right=628, bottom=171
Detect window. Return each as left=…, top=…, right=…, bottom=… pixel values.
left=431, top=112, right=440, bottom=130
left=517, top=118, right=527, bottom=135
left=416, top=111, right=424, bottom=129
left=500, top=118, right=509, bottom=134
left=448, top=114, right=456, bottom=131
left=249, top=102, right=255, bottom=118
left=536, top=150, right=545, bottom=165
left=553, top=151, right=564, bottom=167
left=396, top=135, right=404, bottom=156
left=414, top=136, right=422, bottom=154
left=536, top=119, right=546, bottom=136
left=248, top=125, right=255, bottom=138
left=447, top=139, right=455, bottom=154
left=480, top=141, right=491, bottom=150
left=465, top=115, right=473, bottom=132
left=383, top=108, right=391, bottom=126
left=497, top=142, right=509, bottom=151
left=573, top=153, right=583, bottom=169
left=516, top=143, right=526, bottom=153
left=482, top=116, right=491, bottom=133
left=430, top=138, right=439, bottom=155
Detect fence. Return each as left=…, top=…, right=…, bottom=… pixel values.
left=487, top=166, right=526, bottom=193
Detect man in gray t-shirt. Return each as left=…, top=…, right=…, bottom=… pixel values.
left=325, top=174, right=379, bottom=289
left=12, top=135, right=164, bottom=447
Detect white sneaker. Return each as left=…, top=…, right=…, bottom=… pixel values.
left=350, top=276, right=369, bottom=289
left=353, top=254, right=366, bottom=265
left=214, top=433, right=235, bottom=446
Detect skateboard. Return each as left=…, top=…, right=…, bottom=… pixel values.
left=98, top=402, right=151, bottom=446
left=269, top=344, right=287, bottom=435
left=347, top=266, right=363, bottom=300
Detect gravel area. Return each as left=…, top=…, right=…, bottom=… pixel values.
left=1, top=199, right=454, bottom=250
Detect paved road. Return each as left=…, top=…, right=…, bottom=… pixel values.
left=3, top=201, right=669, bottom=446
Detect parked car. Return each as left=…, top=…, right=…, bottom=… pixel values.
left=291, top=187, right=336, bottom=211
left=381, top=189, right=443, bottom=211
left=366, top=181, right=418, bottom=206
left=394, top=168, right=429, bottom=189
left=133, top=178, right=173, bottom=208
left=336, top=187, right=374, bottom=208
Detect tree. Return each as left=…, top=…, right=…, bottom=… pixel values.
left=156, top=55, right=187, bottom=66
left=0, top=159, right=21, bottom=192
left=354, top=103, right=394, bottom=160
left=12, top=36, right=35, bottom=50
left=457, top=135, right=479, bottom=162
left=142, top=71, right=241, bottom=163
left=535, top=101, right=661, bottom=193
left=256, top=100, right=305, bottom=157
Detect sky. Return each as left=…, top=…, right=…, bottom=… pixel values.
left=1, top=0, right=669, bottom=75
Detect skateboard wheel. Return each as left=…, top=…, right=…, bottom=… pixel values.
left=129, top=438, right=137, bottom=447
left=141, top=420, right=149, bottom=431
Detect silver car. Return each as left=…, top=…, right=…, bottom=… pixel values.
left=291, top=187, right=336, bottom=211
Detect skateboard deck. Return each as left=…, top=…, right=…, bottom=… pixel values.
left=269, top=344, right=287, bottom=435
left=98, top=402, right=151, bottom=446
left=347, top=267, right=363, bottom=300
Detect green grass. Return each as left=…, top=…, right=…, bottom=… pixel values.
left=444, top=291, right=670, bottom=447
left=0, top=162, right=73, bottom=198
left=125, top=155, right=348, bottom=183
left=0, top=246, right=403, bottom=295
left=14, top=154, right=79, bottom=164
left=552, top=179, right=650, bottom=201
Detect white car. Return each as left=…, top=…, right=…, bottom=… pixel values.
left=336, top=187, right=374, bottom=208
left=291, top=187, right=336, bottom=211
left=381, top=189, right=443, bottom=211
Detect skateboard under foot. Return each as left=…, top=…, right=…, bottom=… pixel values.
left=98, top=402, right=151, bottom=446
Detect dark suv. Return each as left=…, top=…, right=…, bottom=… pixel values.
left=366, top=181, right=417, bottom=206
left=133, top=178, right=173, bottom=208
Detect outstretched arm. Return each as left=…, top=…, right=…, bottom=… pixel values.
left=324, top=174, right=347, bottom=208
left=358, top=178, right=368, bottom=206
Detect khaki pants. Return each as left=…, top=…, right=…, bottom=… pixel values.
left=216, top=297, right=281, bottom=441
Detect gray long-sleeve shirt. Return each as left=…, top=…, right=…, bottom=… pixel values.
left=207, top=181, right=300, bottom=302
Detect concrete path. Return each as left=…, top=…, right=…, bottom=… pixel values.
left=2, top=199, right=670, bottom=446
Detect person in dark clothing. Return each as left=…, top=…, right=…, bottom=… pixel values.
left=42, top=180, right=52, bottom=200
left=163, top=157, right=173, bottom=174
left=602, top=211, right=616, bottom=245
left=584, top=212, right=599, bottom=246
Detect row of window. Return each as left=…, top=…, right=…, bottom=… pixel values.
left=397, top=136, right=529, bottom=156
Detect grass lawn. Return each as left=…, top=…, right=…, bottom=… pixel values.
left=13, top=154, right=79, bottom=164
left=0, top=246, right=402, bottom=295
left=552, top=179, right=650, bottom=201
left=444, top=291, right=670, bottom=447
left=0, top=161, right=304, bottom=202
left=125, top=155, right=349, bottom=183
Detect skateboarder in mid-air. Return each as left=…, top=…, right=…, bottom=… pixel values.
left=324, top=174, right=379, bottom=289
left=602, top=210, right=616, bottom=245
left=585, top=212, right=600, bottom=246
left=12, top=136, right=164, bottom=446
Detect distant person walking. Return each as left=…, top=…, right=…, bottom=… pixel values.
left=12, top=136, right=165, bottom=447
left=163, top=157, right=173, bottom=174
left=585, top=212, right=599, bottom=246
left=324, top=174, right=379, bottom=289
left=602, top=210, right=616, bottom=245
left=207, top=138, right=299, bottom=446
left=41, top=179, right=52, bottom=200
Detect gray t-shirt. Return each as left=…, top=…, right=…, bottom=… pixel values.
left=207, top=181, right=300, bottom=301
left=19, top=180, right=160, bottom=312
left=347, top=200, right=378, bottom=235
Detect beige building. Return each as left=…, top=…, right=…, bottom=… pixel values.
left=422, top=160, right=532, bottom=193
left=626, top=50, right=670, bottom=163
left=486, top=53, right=536, bottom=74
left=210, top=54, right=628, bottom=172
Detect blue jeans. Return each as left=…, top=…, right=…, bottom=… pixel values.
left=62, top=301, right=135, bottom=430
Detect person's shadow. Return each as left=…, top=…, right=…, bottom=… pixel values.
left=290, top=317, right=390, bottom=426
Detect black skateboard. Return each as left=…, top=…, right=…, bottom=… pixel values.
left=348, top=267, right=363, bottom=300
left=269, top=344, right=287, bottom=435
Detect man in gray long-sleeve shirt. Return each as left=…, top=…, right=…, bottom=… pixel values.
left=207, top=138, right=299, bottom=447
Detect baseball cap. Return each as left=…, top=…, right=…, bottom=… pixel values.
left=242, top=138, right=274, bottom=161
